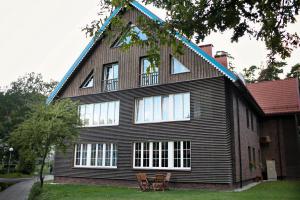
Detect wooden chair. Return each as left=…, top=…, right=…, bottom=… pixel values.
left=164, top=172, right=171, bottom=190
left=152, top=174, right=166, bottom=191
left=136, top=173, right=150, bottom=191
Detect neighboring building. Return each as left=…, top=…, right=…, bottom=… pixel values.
left=247, top=78, right=300, bottom=179
left=47, top=1, right=298, bottom=189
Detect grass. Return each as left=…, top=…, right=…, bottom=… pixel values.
left=36, top=181, right=300, bottom=200
left=0, top=172, right=33, bottom=179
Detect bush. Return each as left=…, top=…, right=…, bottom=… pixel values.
left=17, top=157, right=35, bottom=174
left=28, top=182, right=42, bottom=200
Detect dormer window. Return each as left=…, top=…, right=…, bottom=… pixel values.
left=103, top=63, right=119, bottom=92
left=80, top=70, right=94, bottom=88
left=113, top=24, right=148, bottom=48
left=171, top=57, right=190, bottom=74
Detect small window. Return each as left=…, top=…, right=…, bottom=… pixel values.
left=103, top=63, right=119, bottom=91
left=80, top=70, right=94, bottom=88
left=113, top=24, right=147, bottom=47
left=251, top=112, right=254, bottom=131
left=140, top=57, right=159, bottom=86
left=171, top=57, right=190, bottom=74
left=252, top=147, right=256, bottom=165
left=248, top=146, right=252, bottom=168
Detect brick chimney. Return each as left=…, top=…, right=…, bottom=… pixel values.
left=214, top=51, right=228, bottom=68
left=199, top=44, right=213, bottom=57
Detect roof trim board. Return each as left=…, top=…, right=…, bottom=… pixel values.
left=47, top=0, right=238, bottom=104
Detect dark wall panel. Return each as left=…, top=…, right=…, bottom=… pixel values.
left=54, top=77, right=233, bottom=184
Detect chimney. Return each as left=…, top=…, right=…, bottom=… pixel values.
left=214, top=51, right=228, bottom=68
left=199, top=44, right=213, bottom=57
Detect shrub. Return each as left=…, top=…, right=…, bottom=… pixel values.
left=28, top=182, right=42, bottom=200
left=17, top=156, right=35, bottom=174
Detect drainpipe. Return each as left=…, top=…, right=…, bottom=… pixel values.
left=237, top=97, right=243, bottom=188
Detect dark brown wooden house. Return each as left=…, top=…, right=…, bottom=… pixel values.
left=48, top=1, right=299, bottom=189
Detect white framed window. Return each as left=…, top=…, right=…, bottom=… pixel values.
left=135, top=93, right=190, bottom=123
left=74, top=143, right=117, bottom=168
left=79, top=101, right=120, bottom=127
left=171, top=57, right=190, bottom=74
left=133, top=141, right=191, bottom=170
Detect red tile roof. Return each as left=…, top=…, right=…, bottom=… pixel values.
left=247, top=78, right=300, bottom=115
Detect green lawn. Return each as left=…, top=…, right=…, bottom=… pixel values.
left=0, top=172, right=33, bottom=179
left=37, top=181, right=300, bottom=200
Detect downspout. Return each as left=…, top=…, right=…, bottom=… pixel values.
left=277, top=118, right=283, bottom=179
left=237, top=97, right=243, bottom=188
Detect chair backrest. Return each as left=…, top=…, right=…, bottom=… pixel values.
left=155, top=174, right=165, bottom=183
left=165, top=172, right=171, bottom=182
left=139, top=173, right=148, bottom=182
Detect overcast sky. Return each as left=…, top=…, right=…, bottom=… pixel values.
left=0, top=0, right=299, bottom=87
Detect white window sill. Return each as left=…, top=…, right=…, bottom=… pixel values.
left=80, top=124, right=119, bottom=128
left=73, top=166, right=117, bottom=169
left=135, top=118, right=190, bottom=124
left=133, top=167, right=191, bottom=171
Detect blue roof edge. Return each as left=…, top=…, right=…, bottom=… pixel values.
left=47, top=0, right=238, bottom=104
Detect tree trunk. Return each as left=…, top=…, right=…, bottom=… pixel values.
left=39, top=151, right=48, bottom=188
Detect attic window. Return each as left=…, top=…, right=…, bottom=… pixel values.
left=80, top=70, right=94, bottom=88
left=171, top=57, right=190, bottom=74
left=113, top=24, right=147, bottom=47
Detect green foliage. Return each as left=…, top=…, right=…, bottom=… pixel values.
left=28, top=182, right=43, bottom=200
left=83, top=0, right=300, bottom=68
left=257, top=61, right=286, bottom=81
left=10, top=99, right=80, bottom=187
left=287, top=63, right=300, bottom=78
left=17, top=155, right=36, bottom=174
left=242, top=65, right=258, bottom=83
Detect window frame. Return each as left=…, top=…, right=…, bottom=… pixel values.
left=80, top=70, right=94, bottom=89
left=134, top=92, right=190, bottom=124
left=79, top=101, right=120, bottom=127
left=133, top=141, right=191, bottom=171
left=170, top=56, right=190, bottom=75
left=74, top=143, right=118, bottom=169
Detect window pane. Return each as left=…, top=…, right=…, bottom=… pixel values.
left=93, top=104, right=100, bottom=125
left=113, top=64, right=119, bottom=79
left=152, top=142, right=159, bottom=167
left=172, top=57, right=190, bottom=74
left=112, top=144, right=117, bottom=166
left=100, top=103, right=108, bottom=125
left=142, top=58, right=151, bottom=74
left=174, top=141, right=181, bottom=168
left=91, top=144, right=97, bottom=166
left=143, top=143, right=150, bottom=167
left=183, top=141, right=191, bottom=168
left=144, top=97, right=153, bottom=122
left=174, top=94, right=183, bottom=120
left=75, top=144, right=81, bottom=165
left=183, top=93, right=190, bottom=119
left=153, top=96, right=161, bottom=121
left=107, top=102, right=115, bottom=124
left=105, top=144, right=111, bottom=166
left=85, top=104, right=94, bottom=126
left=136, top=99, right=144, bottom=122
left=82, top=144, right=87, bottom=166
left=97, top=144, right=103, bottom=166
left=114, top=101, right=120, bottom=124
left=135, top=143, right=142, bottom=167
left=162, top=96, right=169, bottom=121
left=79, top=105, right=85, bottom=125
left=162, top=142, right=168, bottom=167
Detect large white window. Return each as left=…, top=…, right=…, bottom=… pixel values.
left=79, top=101, right=120, bottom=127
left=133, top=141, right=191, bottom=170
left=74, top=143, right=117, bottom=168
left=135, top=93, right=190, bottom=123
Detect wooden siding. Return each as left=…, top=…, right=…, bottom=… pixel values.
left=59, top=7, right=223, bottom=98
left=54, top=77, right=233, bottom=184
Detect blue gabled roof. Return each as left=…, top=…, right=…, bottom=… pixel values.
left=47, top=0, right=238, bottom=104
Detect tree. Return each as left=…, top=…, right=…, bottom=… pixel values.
left=242, top=65, right=258, bottom=83
left=10, top=99, right=80, bottom=187
left=83, top=0, right=300, bottom=66
left=287, top=63, right=300, bottom=78
left=257, top=61, right=286, bottom=81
